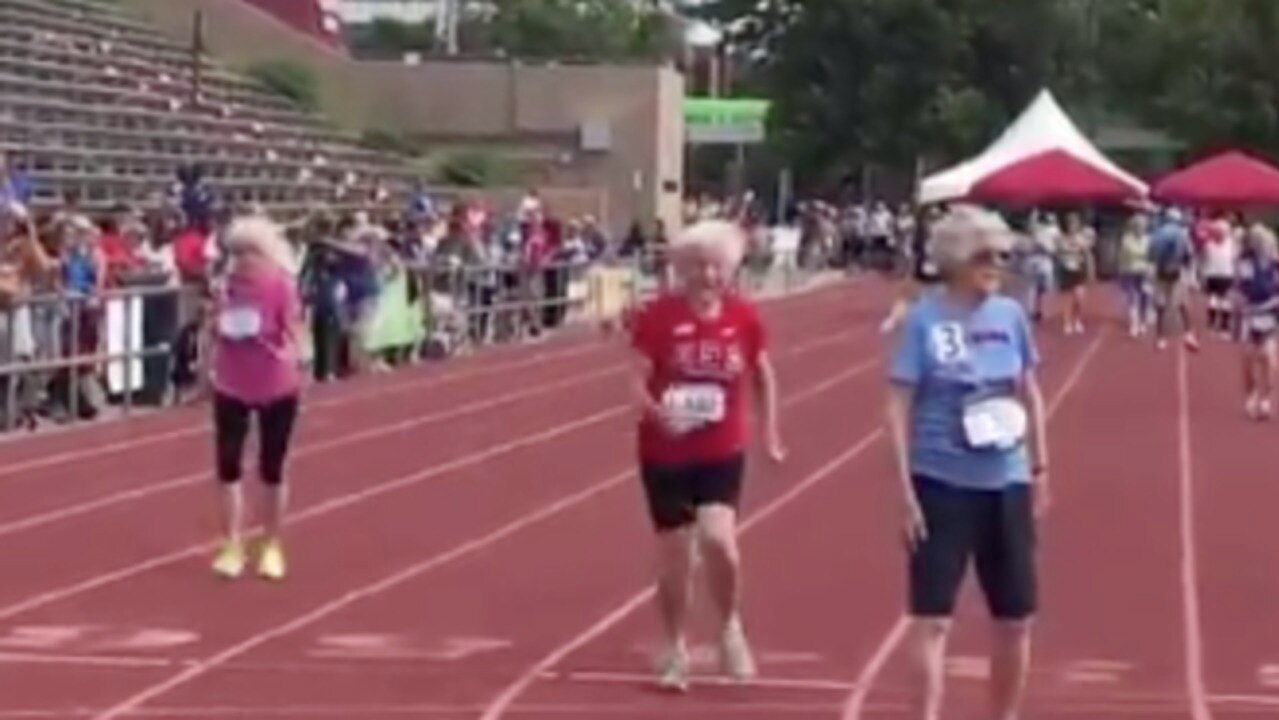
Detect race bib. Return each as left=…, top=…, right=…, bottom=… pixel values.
left=1061, top=255, right=1082, bottom=271
left=928, top=322, right=968, bottom=365
left=1249, top=313, right=1276, bottom=333
left=920, top=260, right=938, bottom=276
left=961, top=396, right=1028, bottom=451
left=1239, top=261, right=1256, bottom=281
left=662, top=383, right=726, bottom=427
left=217, top=306, right=263, bottom=340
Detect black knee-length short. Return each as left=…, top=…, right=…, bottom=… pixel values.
left=908, top=475, right=1037, bottom=621
left=213, top=392, right=300, bottom=486
left=640, top=454, right=745, bottom=532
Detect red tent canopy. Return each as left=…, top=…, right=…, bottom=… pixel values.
left=1152, top=151, right=1279, bottom=207
left=966, top=149, right=1146, bottom=205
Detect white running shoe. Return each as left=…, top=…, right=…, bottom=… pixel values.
left=719, top=618, right=757, bottom=683
left=656, top=641, right=690, bottom=692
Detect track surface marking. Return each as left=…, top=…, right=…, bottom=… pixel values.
left=0, top=282, right=1267, bottom=720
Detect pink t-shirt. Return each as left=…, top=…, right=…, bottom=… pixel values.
left=212, top=269, right=301, bottom=404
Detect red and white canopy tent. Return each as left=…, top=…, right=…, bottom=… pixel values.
left=1152, top=150, right=1279, bottom=207
left=917, top=90, right=1147, bottom=205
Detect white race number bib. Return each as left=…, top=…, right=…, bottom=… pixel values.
left=662, top=383, right=726, bottom=433
left=962, top=396, right=1028, bottom=451
left=217, top=306, right=263, bottom=340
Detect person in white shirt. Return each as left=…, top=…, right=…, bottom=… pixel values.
left=1198, top=214, right=1238, bottom=337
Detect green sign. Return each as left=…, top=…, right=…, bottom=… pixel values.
left=684, top=97, right=770, bottom=145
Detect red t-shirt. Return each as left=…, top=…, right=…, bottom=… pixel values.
left=631, top=293, right=766, bottom=464
left=98, top=233, right=141, bottom=284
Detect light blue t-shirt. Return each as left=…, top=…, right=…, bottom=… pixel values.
left=889, top=292, right=1038, bottom=489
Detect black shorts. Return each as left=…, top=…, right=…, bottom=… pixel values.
left=640, top=454, right=745, bottom=532
left=1058, top=268, right=1086, bottom=292
left=1155, top=266, right=1184, bottom=285
left=1204, top=276, right=1233, bottom=298
left=1243, top=312, right=1278, bottom=345
left=908, top=476, right=1037, bottom=621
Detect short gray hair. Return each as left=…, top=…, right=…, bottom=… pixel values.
left=1248, top=223, right=1278, bottom=259
left=668, top=220, right=746, bottom=270
left=930, top=205, right=1012, bottom=275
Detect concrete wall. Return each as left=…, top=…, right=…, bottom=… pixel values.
left=116, top=0, right=685, bottom=235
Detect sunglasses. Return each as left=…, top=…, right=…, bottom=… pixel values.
left=971, top=249, right=1011, bottom=267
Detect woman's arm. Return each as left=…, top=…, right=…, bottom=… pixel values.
left=1020, top=369, right=1050, bottom=513
left=752, top=350, right=785, bottom=462
left=886, top=383, right=926, bottom=547
left=885, top=384, right=916, bottom=503
left=630, top=352, right=661, bottom=421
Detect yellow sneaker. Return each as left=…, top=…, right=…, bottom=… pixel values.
left=257, top=539, right=287, bottom=581
left=212, top=539, right=246, bottom=579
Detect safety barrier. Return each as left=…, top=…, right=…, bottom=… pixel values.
left=0, top=252, right=830, bottom=433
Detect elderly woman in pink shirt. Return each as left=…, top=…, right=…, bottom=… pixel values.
left=206, top=216, right=302, bottom=581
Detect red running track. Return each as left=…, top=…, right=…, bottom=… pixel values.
left=0, top=279, right=1271, bottom=720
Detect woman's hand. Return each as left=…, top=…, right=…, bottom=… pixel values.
left=901, top=493, right=928, bottom=551
left=765, top=427, right=787, bottom=464
left=1033, top=466, right=1051, bottom=517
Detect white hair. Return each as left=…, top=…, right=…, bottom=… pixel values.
left=1248, top=223, right=1278, bottom=260
left=225, top=215, right=298, bottom=276
left=931, top=204, right=1012, bottom=275
left=668, top=220, right=746, bottom=270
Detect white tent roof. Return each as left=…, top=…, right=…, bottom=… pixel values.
left=917, top=89, right=1147, bottom=204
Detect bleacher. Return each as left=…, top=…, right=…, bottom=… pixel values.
left=0, top=0, right=411, bottom=212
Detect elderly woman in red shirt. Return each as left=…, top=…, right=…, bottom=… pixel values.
left=629, top=220, right=786, bottom=692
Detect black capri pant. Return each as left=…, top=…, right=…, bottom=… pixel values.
left=908, top=475, right=1037, bottom=621
left=213, top=393, right=300, bottom=486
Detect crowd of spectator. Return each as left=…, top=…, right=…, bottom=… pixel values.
left=0, top=162, right=656, bottom=432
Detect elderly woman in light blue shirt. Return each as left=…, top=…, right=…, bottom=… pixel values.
left=886, top=205, right=1050, bottom=720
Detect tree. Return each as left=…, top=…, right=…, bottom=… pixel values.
left=1096, top=0, right=1279, bottom=157
left=698, top=0, right=1279, bottom=191
left=482, top=0, right=673, bottom=60
left=347, top=17, right=438, bottom=58
left=700, top=0, right=1058, bottom=186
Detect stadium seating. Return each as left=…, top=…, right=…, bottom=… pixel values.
left=0, top=0, right=412, bottom=212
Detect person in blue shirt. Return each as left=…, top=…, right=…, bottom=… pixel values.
left=1235, top=224, right=1279, bottom=419
left=1148, top=209, right=1200, bottom=351
left=886, top=205, right=1049, bottom=720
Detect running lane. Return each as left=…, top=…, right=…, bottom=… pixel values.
left=80, top=316, right=887, bottom=720
left=0, top=289, right=879, bottom=715
left=462, top=316, right=1095, bottom=720
left=1191, top=337, right=1279, bottom=720
left=0, top=286, right=873, bottom=615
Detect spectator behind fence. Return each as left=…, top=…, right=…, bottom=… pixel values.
left=0, top=202, right=54, bottom=427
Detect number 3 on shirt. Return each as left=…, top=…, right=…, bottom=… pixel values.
left=929, top=322, right=968, bottom=365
